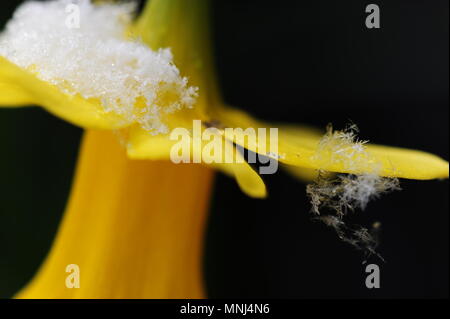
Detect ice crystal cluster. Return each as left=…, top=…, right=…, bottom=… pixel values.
left=307, top=124, right=400, bottom=259
left=307, top=172, right=400, bottom=217
left=0, top=0, right=197, bottom=133
left=313, top=123, right=373, bottom=172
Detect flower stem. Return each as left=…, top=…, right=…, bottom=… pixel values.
left=133, top=0, right=221, bottom=112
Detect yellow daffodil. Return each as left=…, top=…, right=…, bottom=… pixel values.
left=0, top=0, right=448, bottom=299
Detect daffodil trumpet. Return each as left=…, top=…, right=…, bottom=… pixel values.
left=16, top=130, right=213, bottom=298
left=0, top=0, right=448, bottom=299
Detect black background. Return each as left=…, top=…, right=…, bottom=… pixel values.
left=0, top=0, right=448, bottom=298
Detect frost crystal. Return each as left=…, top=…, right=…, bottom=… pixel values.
left=313, top=123, right=373, bottom=173
left=0, top=0, right=197, bottom=134
left=307, top=172, right=400, bottom=216
left=307, top=124, right=401, bottom=260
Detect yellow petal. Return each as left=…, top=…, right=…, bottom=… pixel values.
left=126, top=126, right=176, bottom=161
left=16, top=130, right=214, bottom=298
left=365, top=144, right=449, bottom=180
left=127, top=125, right=266, bottom=198
left=213, top=106, right=449, bottom=180
left=0, top=57, right=127, bottom=129
left=212, top=140, right=267, bottom=198
left=0, top=82, right=33, bottom=106
left=282, top=165, right=320, bottom=182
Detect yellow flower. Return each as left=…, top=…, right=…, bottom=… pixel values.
left=0, top=0, right=448, bottom=298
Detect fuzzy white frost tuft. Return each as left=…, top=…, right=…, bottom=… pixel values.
left=307, top=172, right=401, bottom=216
left=308, top=123, right=401, bottom=215
left=313, top=123, right=372, bottom=172
left=0, top=0, right=198, bottom=134
left=306, top=124, right=401, bottom=260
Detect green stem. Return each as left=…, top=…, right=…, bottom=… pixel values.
left=134, top=0, right=220, bottom=107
